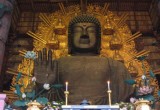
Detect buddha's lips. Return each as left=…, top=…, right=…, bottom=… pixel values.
left=79, top=38, right=90, bottom=44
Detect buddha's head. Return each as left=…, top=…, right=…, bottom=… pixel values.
left=68, top=15, right=101, bottom=55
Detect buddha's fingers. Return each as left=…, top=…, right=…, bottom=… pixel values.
left=43, top=48, right=47, bottom=65
left=38, top=50, right=42, bottom=64
left=48, top=49, right=52, bottom=68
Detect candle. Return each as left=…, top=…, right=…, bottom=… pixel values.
left=107, top=81, right=110, bottom=90
left=65, top=82, right=68, bottom=91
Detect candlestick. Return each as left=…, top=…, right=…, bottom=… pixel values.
left=107, top=81, right=110, bottom=90
left=65, top=82, right=68, bottom=91
left=64, top=91, right=69, bottom=105
left=107, top=90, right=112, bottom=106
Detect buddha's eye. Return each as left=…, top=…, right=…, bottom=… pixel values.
left=87, top=27, right=96, bottom=33
left=74, top=27, right=83, bottom=33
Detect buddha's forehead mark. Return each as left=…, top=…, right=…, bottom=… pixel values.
left=83, top=24, right=86, bottom=27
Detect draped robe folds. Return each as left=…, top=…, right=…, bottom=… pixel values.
left=58, top=56, right=134, bottom=104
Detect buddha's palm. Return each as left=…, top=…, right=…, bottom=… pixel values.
left=34, top=48, right=56, bottom=90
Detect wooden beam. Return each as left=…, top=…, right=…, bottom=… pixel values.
left=16, top=0, right=151, bottom=12
left=50, top=0, right=67, bottom=2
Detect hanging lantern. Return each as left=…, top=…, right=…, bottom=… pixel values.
left=103, top=16, right=115, bottom=35
left=109, top=33, right=122, bottom=50
left=128, top=62, right=138, bottom=77
left=113, top=50, right=124, bottom=63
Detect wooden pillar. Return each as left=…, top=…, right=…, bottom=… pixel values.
left=0, top=0, right=14, bottom=91
left=158, top=1, right=160, bottom=16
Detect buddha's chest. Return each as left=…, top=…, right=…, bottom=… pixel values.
left=58, top=56, right=110, bottom=85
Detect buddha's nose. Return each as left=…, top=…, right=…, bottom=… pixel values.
left=82, top=29, right=88, bottom=35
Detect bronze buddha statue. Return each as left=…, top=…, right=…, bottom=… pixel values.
left=34, top=15, right=133, bottom=104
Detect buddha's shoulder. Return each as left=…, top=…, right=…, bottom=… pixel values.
left=58, top=56, right=120, bottom=63
left=59, top=56, right=106, bottom=59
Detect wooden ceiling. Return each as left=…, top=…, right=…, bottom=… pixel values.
left=16, top=0, right=152, bottom=12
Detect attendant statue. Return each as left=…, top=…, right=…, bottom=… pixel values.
left=34, top=15, right=133, bottom=104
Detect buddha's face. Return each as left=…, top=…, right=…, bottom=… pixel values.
left=73, top=23, right=97, bottom=49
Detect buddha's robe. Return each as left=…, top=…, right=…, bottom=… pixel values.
left=58, top=56, right=133, bottom=104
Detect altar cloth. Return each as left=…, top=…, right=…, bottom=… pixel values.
left=62, top=105, right=119, bottom=110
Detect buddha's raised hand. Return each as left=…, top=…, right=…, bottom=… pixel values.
left=34, top=48, right=56, bottom=87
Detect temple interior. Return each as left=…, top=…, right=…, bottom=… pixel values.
left=0, top=0, right=160, bottom=110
